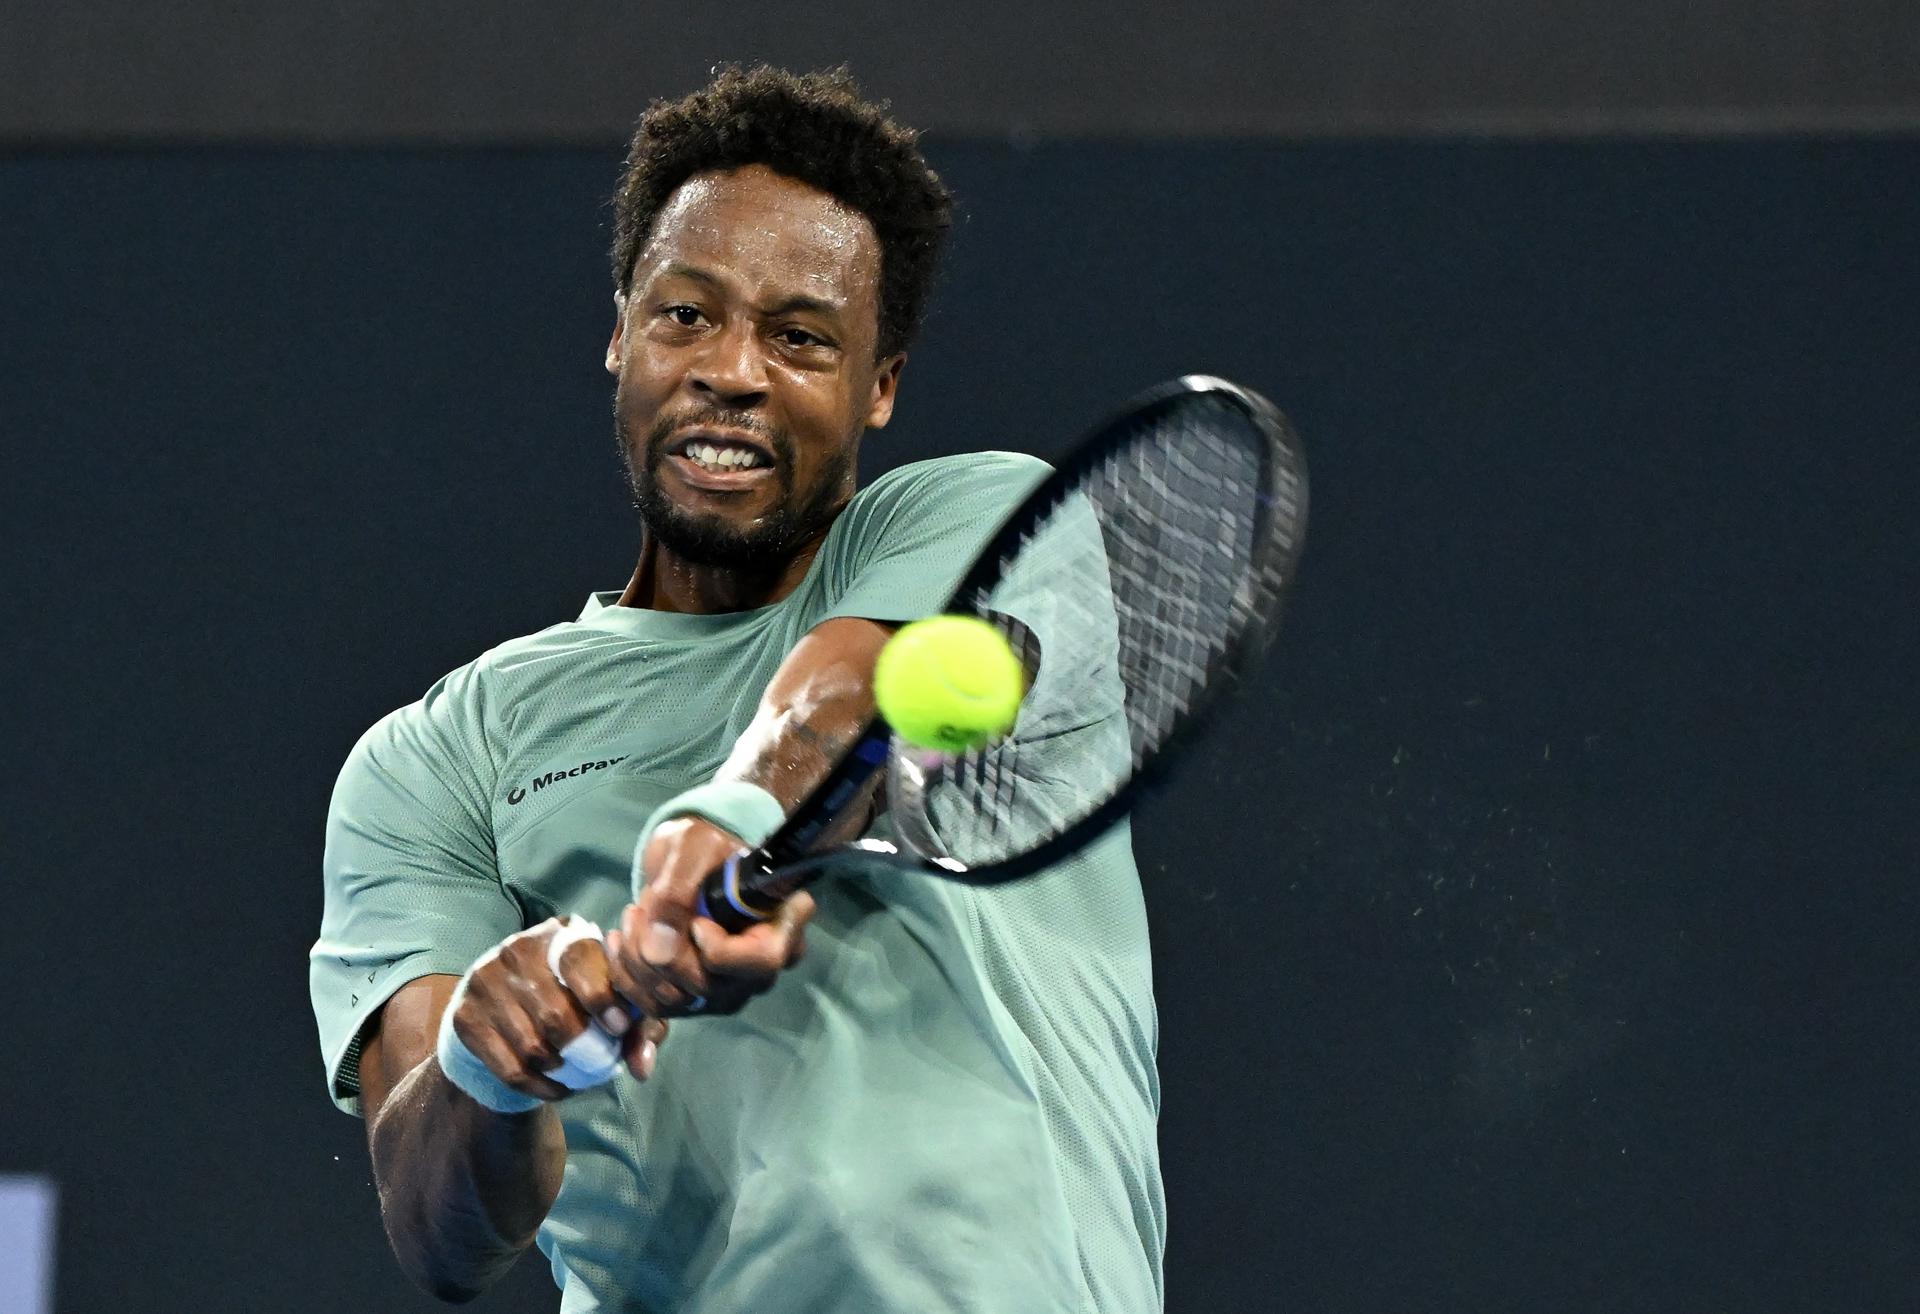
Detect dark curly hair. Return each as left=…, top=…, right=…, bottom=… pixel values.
left=610, top=64, right=953, bottom=360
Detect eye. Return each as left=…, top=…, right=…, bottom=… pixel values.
left=659, top=304, right=705, bottom=327
left=777, top=326, right=830, bottom=349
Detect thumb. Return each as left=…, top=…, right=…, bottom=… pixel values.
left=632, top=818, right=714, bottom=966
left=634, top=868, right=692, bottom=971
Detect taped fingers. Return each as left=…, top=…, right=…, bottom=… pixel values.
left=540, top=917, right=639, bottom=1091
left=547, top=918, right=633, bottom=1036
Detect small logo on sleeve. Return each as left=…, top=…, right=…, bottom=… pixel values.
left=507, top=755, right=628, bottom=805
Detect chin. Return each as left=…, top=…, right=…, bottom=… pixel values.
left=643, top=501, right=798, bottom=568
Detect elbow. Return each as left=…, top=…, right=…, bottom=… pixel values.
left=365, top=1071, right=561, bottom=1303
left=420, top=1274, right=487, bottom=1305
left=387, top=1225, right=510, bottom=1305
left=377, top=1176, right=520, bottom=1305
left=380, top=1189, right=525, bottom=1304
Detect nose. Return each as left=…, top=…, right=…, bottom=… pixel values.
left=689, top=321, right=770, bottom=408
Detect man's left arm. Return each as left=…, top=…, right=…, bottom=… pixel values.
left=612, top=454, right=1051, bottom=1015
left=611, top=615, right=894, bottom=1016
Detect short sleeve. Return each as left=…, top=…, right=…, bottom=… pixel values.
left=816, top=451, right=1050, bottom=626
left=309, top=662, right=522, bottom=1115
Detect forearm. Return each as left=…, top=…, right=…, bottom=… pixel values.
left=368, top=1054, right=566, bottom=1301
left=718, top=616, right=891, bottom=823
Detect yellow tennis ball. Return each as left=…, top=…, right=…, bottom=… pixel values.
left=873, top=615, right=1027, bottom=753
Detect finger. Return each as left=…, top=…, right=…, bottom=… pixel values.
left=604, top=926, right=652, bottom=1014
left=775, top=891, right=814, bottom=968
left=612, top=908, right=701, bottom=1015
left=775, top=891, right=814, bottom=964
left=622, top=901, right=712, bottom=1010
left=492, top=987, right=574, bottom=1074
left=687, top=917, right=783, bottom=978
left=633, top=821, right=705, bottom=968
left=608, top=916, right=685, bottom=1013
left=453, top=1002, right=570, bottom=1103
left=633, top=818, right=749, bottom=973
left=517, top=962, right=595, bottom=1060
left=552, top=925, right=631, bottom=1038
left=689, top=890, right=816, bottom=978
left=620, top=1015, right=668, bottom=1082
left=495, top=926, right=596, bottom=1054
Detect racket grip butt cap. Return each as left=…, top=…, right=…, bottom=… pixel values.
left=700, top=853, right=772, bottom=934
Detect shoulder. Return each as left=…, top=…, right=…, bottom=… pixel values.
left=856, top=451, right=1051, bottom=512
left=797, top=453, right=1053, bottom=623
left=343, top=618, right=583, bottom=794
left=832, top=451, right=1051, bottom=547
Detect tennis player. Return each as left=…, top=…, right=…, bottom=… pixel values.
left=311, top=65, right=1162, bottom=1312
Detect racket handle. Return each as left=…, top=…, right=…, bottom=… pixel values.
left=698, top=851, right=779, bottom=934
left=697, top=849, right=826, bottom=933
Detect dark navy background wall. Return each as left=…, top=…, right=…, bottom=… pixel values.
left=1, top=140, right=1914, bottom=1312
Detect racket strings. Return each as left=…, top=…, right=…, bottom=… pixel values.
left=929, top=395, right=1288, bottom=868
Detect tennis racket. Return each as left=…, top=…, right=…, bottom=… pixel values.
left=546, top=373, right=1307, bottom=1087
left=695, top=372, right=1309, bottom=932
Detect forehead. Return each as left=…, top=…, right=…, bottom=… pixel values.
left=635, top=164, right=881, bottom=311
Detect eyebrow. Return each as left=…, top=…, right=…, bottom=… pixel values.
left=656, top=262, right=846, bottom=323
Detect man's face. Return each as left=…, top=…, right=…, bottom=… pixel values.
left=608, top=163, right=901, bottom=568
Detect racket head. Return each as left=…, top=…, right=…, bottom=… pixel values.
left=711, top=374, right=1308, bottom=925
left=881, top=374, right=1309, bottom=883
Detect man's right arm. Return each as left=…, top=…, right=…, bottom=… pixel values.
left=356, top=923, right=665, bottom=1302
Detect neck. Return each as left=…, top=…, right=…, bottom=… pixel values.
left=618, top=526, right=833, bottom=615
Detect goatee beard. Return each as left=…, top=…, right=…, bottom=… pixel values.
left=615, top=404, right=853, bottom=569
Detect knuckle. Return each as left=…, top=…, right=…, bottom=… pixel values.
left=511, top=918, right=563, bottom=952
left=560, top=937, right=610, bottom=978
left=605, top=963, right=646, bottom=1008
left=518, top=1036, right=562, bottom=1071
left=650, top=980, right=687, bottom=1008
left=450, top=1006, right=490, bottom=1048
left=526, top=995, right=576, bottom=1038
left=567, top=973, right=614, bottom=1010
left=498, top=1014, right=552, bottom=1063
left=503, top=1065, right=551, bottom=1095
left=465, top=947, right=508, bottom=989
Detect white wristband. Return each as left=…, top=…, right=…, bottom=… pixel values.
left=631, top=779, right=786, bottom=897
left=435, top=980, right=542, bottom=1115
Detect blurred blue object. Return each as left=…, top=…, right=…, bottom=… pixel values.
left=0, top=1177, right=55, bottom=1314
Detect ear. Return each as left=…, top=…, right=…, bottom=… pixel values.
left=605, top=292, right=628, bottom=376
left=863, top=354, right=907, bottom=429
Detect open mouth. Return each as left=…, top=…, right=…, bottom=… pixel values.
left=670, top=431, right=775, bottom=472
left=662, top=430, right=779, bottom=491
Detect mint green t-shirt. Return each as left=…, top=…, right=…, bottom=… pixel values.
left=311, top=452, right=1165, bottom=1313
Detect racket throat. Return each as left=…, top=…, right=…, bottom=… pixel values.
left=887, top=747, right=964, bottom=869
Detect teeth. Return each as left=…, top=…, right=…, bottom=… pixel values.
left=685, top=442, right=765, bottom=471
